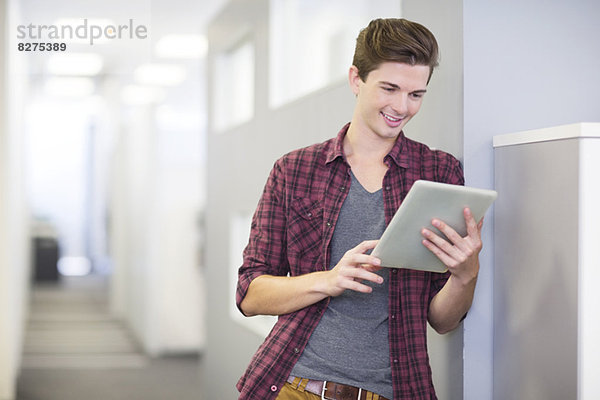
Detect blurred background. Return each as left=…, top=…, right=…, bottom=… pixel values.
left=1, top=0, right=600, bottom=399
left=3, top=0, right=224, bottom=398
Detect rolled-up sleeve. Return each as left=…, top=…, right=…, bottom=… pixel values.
left=236, top=160, right=290, bottom=314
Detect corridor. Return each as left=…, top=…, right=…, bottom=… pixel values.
left=16, top=276, right=202, bottom=400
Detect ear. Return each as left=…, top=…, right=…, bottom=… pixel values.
left=348, top=65, right=361, bottom=96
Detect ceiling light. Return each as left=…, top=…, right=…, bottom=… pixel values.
left=121, top=85, right=166, bottom=106
left=47, top=53, right=104, bottom=76
left=155, top=34, right=208, bottom=59
left=133, top=63, right=187, bottom=86
left=44, top=77, right=95, bottom=97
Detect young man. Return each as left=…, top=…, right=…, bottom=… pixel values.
left=236, top=18, right=483, bottom=400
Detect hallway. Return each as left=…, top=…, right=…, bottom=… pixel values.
left=16, top=276, right=202, bottom=400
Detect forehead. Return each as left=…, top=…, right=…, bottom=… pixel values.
left=365, top=62, right=430, bottom=87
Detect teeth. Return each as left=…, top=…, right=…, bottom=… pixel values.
left=382, top=112, right=401, bottom=122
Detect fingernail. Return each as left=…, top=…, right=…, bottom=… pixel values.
left=432, top=220, right=440, bottom=228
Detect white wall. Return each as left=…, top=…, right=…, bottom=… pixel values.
left=463, top=1, right=600, bottom=398
left=109, top=102, right=205, bottom=355
left=0, top=0, right=29, bottom=398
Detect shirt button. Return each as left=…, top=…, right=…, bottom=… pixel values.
left=391, top=314, right=395, bottom=319
left=393, top=359, right=399, bottom=364
left=326, top=222, right=331, bottom=227
left=271, top=385, right=278, bottom=392
left=293, top=347, right=300, bottom=354
left=385, top=186, right=391, bottom=191
left=391, top=269, right=397, bottom=274
left=340, top=186, right=345, bottom=191
left=307, top=212, right=312, bottom=217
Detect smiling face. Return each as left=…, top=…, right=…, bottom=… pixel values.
left=349, top=61, right=430, bottom=142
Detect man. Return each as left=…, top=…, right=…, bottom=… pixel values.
left=236, top=18, right=483, bottom=400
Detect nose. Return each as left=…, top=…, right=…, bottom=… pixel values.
left=391, top=93, right=409, bottom=116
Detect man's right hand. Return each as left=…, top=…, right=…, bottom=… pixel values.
left=323, top=240, right=383, bottom=297
left=240, top=240, right=383, bottom=317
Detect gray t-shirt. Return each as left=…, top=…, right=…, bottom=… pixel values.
left=290, top=171, right=393, bottom=399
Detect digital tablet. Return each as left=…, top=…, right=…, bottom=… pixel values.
left=371, top=180, right=498, bottom=273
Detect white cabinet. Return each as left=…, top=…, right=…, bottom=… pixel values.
left=493, top=123, right=600, bottom=400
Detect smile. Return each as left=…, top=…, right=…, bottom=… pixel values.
left=381, top=112, right=403, bottom=126
left=381, top=112, right=402, bottom=122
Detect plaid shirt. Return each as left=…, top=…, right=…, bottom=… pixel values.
left=236, top=124, right=464, bottom=400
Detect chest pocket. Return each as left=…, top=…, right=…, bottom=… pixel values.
left=287, top=197, right=324, bottom=269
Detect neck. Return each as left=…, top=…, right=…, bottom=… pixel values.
left=343, top=123, right=397, bottom=162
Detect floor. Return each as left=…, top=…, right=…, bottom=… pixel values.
left=16, top=276, right=203, bottom=400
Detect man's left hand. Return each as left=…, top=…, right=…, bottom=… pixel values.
left=421, top=207, right=483, bottom=284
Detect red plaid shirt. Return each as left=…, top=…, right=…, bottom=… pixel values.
left=236, top=124, right=464, bottom=400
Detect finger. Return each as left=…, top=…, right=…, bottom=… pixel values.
left=343, top=280, right=376, bottom=293
left=341, top=265, right=384, bottom=284
left=422, top=238, right=456, bottom=267
left=360, top=264, right=383, bottom=273
left=431, top=219, right=463, bottom=245
left=463, top=208, right=483, bottom=252
left=344, top=252, right=381, bottom=267
left=421, top=228, right=462, bottom=259
left=464, top=208, right=480, bottom=238
left=352, top=239, right=379, bottom=254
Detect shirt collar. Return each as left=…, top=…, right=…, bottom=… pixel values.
left=325, top=123, right=350, bottom=165
left=386, top=130, right=411, bottom=169
left=325, top=123, right=410, bottom=169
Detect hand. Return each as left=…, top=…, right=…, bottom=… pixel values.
left=324, top=240, right=383, bottom=297
left=421, top=208, right=483, bottom=284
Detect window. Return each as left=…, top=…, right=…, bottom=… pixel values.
left=213, top=39, right=255, bottom=131
left=269, top=0, right=401, bottom=108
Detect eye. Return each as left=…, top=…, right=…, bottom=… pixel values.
left=381, top=86, right=395, bottom=92
left=410, top=92, right=424, bottom=99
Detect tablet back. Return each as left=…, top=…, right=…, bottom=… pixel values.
left=371, top=180, right=497, bottom=273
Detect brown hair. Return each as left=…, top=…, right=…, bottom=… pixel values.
left=352, top=18, right=439, bottom=83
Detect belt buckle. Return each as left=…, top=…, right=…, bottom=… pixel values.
left=321, top=381, right=363, bottom=400
left=321, top=381, right=328, bottom=400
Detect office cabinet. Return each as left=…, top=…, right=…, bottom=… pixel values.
left=493, top=123, right=600, bottom=400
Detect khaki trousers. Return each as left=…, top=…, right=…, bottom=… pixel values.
left=275, top=379, right=320, bottom=400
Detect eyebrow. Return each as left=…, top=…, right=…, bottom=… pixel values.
left=380, top=81, right=427, bottom=94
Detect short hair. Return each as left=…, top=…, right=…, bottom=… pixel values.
left=352, top=18, right=439, bottom=83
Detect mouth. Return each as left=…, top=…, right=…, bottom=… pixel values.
left=381, top=112, right=403, bottom=127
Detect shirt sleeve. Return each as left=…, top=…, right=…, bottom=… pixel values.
left=236, top=159, right=290, bottom=314
left=439, top=154, right=465, bottom=186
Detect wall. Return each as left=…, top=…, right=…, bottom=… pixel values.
left=204, top=0, right=465, bottom=398
left=0, top=2, right=12, bottom=397
left=110, top=106, right=157, bottom=350
left=462, top=0, right=600, bottom=398
left=109, top=103, right=205, bottom=355
left=0, top=0, right=29, bottom=398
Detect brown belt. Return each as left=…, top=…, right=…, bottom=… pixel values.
left=287, top=376, right=390, bottom=400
